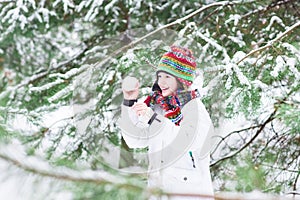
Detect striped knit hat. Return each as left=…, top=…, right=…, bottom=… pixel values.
left=157, top=46, right=197, bottom=86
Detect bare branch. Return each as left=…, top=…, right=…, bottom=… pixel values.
left=294, top=172, right=300, bottom=191
left=211, top=124, right=262, bottom=155
left=260, top=163, right=299, bottom=173
left=211, top=89, right=296, bottom=167
left=210, top=108, right=277, bottom=167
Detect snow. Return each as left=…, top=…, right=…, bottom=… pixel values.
left=48, top=85, right=72, bottom=103
left=19, top=14, right=27, bottom=30
left=81, top=0, right=103, bottom=21
left=53, top=0, right=75, bottom=14
left=7, top=111, right=39, bottom=134
left=28, top=0, right=36, bottom=8
left=145, top=24, right=154, bottom=31
left=266, top=16, right=286, bottom=31
left=0, top=101, right=124, bottom=198
left=232, top=51, right=246, bottom=63
left=0, top=1, right=299, bottom=198
left=232, top=64, right=251, bottom=86
left=271, top=56, right=285, bottom=77
left=196, top=30, right=230, bottom=63
left=285, top=57, right=300, bottom=80
left=225, top=75, right=233, bottom=90
left=119, top=49, right=136, bottom=68
left=0, top=140, right=127, bottom=184
left=0, top=136, right=125, bottom=199
left=172, top=2, right=181, bottom=9
left=0, top=139, right=70, bottom=200
left=41, top=106, right=73, bottom=127
left=228, top=31, right=245, bottom=48
left=30, top=79, right=65, bottom=92
left=104, top=0, right=118, bottom=14
left=225, top=14, right=241, bottom=26
left=251, top=80, right=268, bottom=90
left=282, top=43, right=300, bottom=57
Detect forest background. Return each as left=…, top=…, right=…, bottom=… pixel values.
left=0, top=0, right=299, bottom=199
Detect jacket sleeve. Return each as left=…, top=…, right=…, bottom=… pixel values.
left=118, top=104, right=178, bottom=150
left=117, top=105, right=149, bottom=148
left=118, top=99, right=214, bottom=158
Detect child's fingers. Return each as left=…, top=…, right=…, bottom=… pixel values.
left=132, top=102, right=146, bottom=109
left=132, top=103, right=147, bottom=116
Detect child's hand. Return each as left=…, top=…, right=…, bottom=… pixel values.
left=122, top=76, right=139, bottom=99
left=132, top=102, right=154, bottom=125
left=132, top=102, right=148, bottom=116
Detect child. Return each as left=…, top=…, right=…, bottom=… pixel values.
left=119, top=46, right=215, bottom=199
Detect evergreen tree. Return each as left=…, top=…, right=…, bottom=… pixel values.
left=0, top=0, right=299, bottom=199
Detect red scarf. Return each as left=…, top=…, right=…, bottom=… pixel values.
left=144, top=90, right=200, bottom=125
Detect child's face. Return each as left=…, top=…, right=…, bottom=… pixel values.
left=157, top=72, right=178, bottom=97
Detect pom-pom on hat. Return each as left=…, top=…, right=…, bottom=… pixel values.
left=157, top=46, right=197, bottom=86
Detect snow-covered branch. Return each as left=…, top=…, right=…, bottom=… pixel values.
left=0, top=47, right=87, bottom=100
left=0, top=0, right=15, bottom=3
left=0, top=145, right=217, bottom=199
left=0, top=70, right=48, bottom=100
left=196, top=31, right=230, bottom=63
left=237, top=20, right=300, bottom=65
left=91, top=0, right=247, bottom=71
left=0, top=146, right=143, bottom=190
left=241, top=0, right=296, bottom=19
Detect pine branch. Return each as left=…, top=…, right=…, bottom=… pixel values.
left=0, top=148, right=253, bottom=199
left=0, top=46, right=87, bottom=101
left=0, top=0, right=248, bottom=100
left=0, top=30, right=107, bottom=100
left=206, top=20, right=300, bottom=73
left=241, top=0, right=297, bottom=19
left=0, top=148, right=144, bottom=191
left=252, top=130, right=289, bottom=163
left=0, top=0, right=15, bottom=3
left=236, top=20, right=300, bottom=65
left=90, top=0, right=250, bottom=72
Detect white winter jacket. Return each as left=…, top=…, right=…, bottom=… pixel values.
left=119, top=98, right=215, bottom=199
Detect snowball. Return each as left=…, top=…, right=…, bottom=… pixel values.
left=122, top=76, right=139, bottom=91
